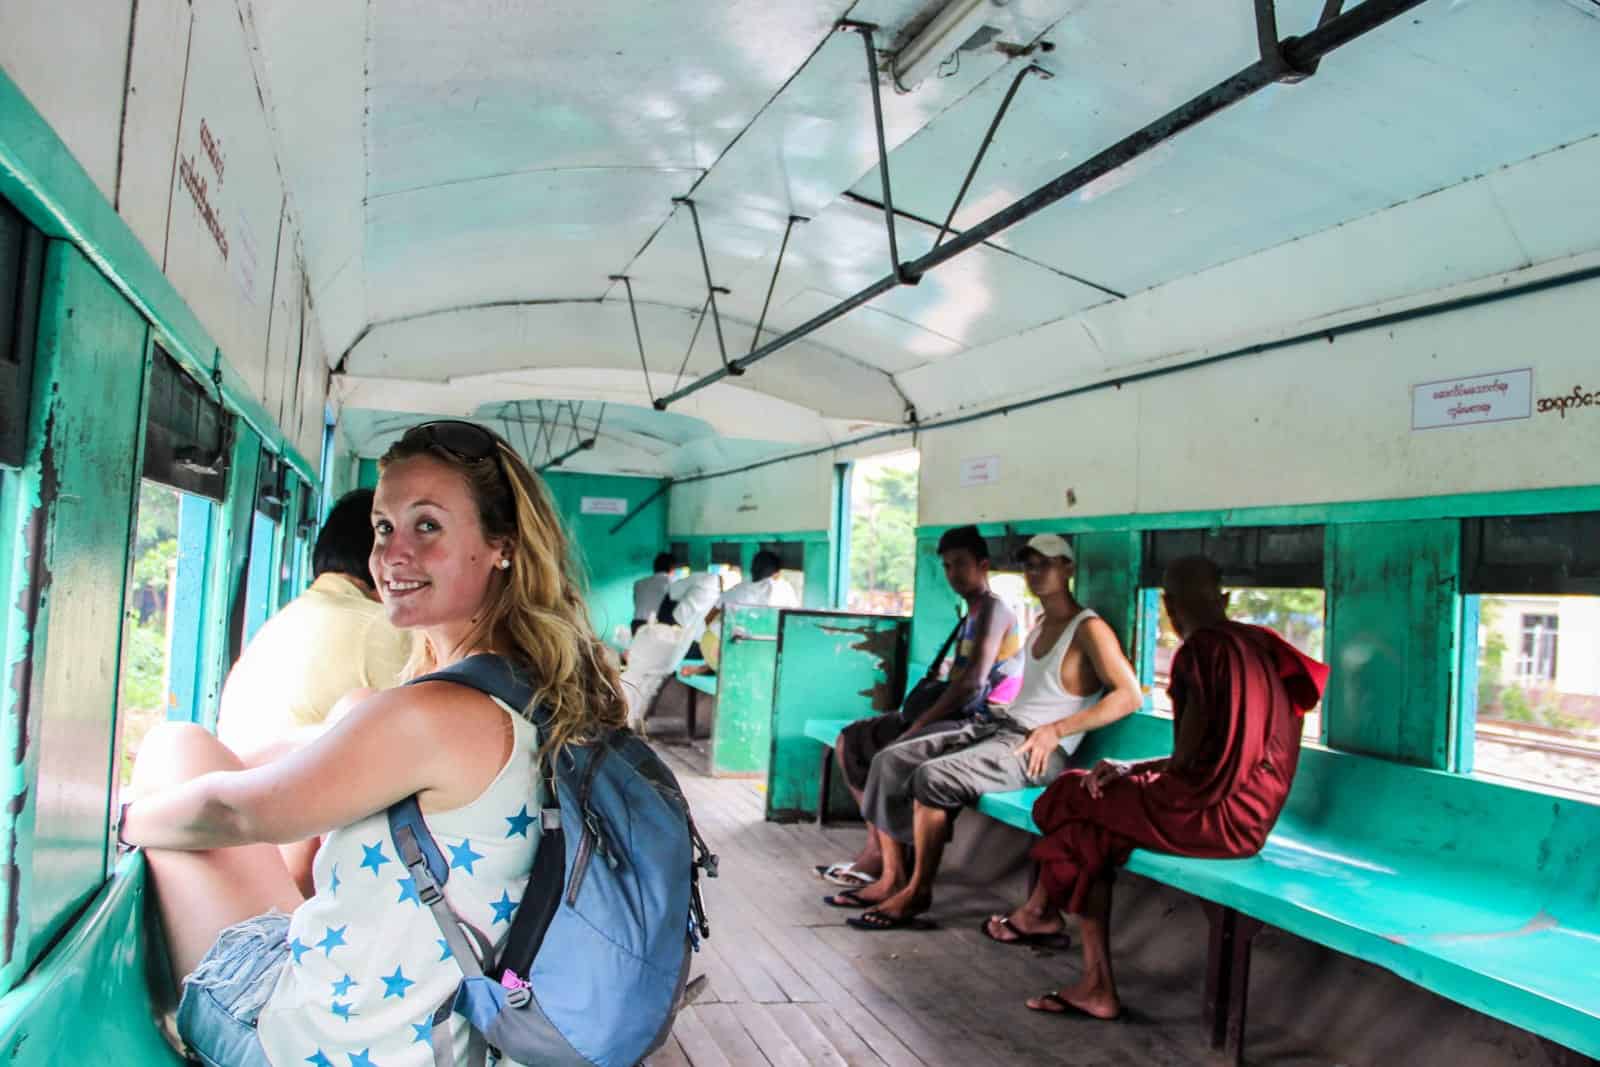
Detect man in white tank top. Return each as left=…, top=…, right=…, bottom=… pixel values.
left=838, top=535, right=1144, bottom=931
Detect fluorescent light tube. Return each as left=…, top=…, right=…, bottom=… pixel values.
left=892, top=0, right=1004, bottom=92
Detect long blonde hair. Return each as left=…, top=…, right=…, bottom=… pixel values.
left=379, top=424, right=627, bottom=755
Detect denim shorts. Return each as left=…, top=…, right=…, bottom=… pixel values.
left=176, top=912, right=290, bottom=1067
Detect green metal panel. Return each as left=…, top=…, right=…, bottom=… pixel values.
left=0, top=854, right=184, bottom=1066
left=540, top=472, right=669, bottom=641
left=1325, top=520, right=1459, bottom=768
left=168, top=494, right=215, bottom=724
left=356, top=458, right=380, bottom=490
left=197, top=424, right=262, bottom=727
left=1073, top=529, right=1141, bottom=650
left=908, top=535, right=961, bottom=675
left=4, top=244, right=148, bottom=978
left=0, top=66, right=317, bottom=486
left=709, top=606, right=780, bottom=777
left=801, top=541, right=831, bottom=609
left=767, top=611, right=907, bottom=821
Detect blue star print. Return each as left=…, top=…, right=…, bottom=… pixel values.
left=317, top=924, right=348, bottom=957
left=305, top=1052, right=334, bottom=1067
left=437, top=938, right=453, bottom=961
left=447, top=838, right=484, bottom=875
left=289, top=937, right=311, bottom=964
left=490, top=890, right=517, bottom=925
left=412, top=1021, right=432, bottom=1045
left=505, top=805, right=535, bottom=838
left=329, top=863, right=342, bottom=895
left=396, top=875, right=421, bottom=908
left=331, top=974, right=357, bottom=997
left=330, top=1000, right=355, bottom=1022
left=359, top=842, right=391, bottom=875
left=349, top=1050, right=379, bottom=1067
left=382, top=964, right=415, bottom=999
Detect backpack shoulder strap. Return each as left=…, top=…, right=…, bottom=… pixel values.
left=925, top=614, right=966, bottom=680
left=407, top=652, right=537, bottom=713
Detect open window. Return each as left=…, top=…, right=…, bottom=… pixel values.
left=1139, top=526, right=1326, bottom=739
left=241, top=451, right=288, bottom=645
left=1462, top=513, right=1600, bottom=798
left=845, top=450, right=919, bottom=615
left=0, top=197, right=45, bottom=468
left=116, top=352, right=228, bottom=784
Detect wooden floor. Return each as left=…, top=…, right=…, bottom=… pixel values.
left=644, top=738, right=1268, bottom=1067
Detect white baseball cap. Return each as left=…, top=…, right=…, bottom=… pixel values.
left=1019, top=533, right=1074, bottom=563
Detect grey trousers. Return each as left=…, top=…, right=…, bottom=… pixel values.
left=859, top=716, right=1069, bottom=844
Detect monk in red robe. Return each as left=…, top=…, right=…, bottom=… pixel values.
left=983, top=555, right=1329, bottom=1020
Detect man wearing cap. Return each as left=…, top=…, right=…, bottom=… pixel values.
left=835, top=534, right=1144, bottom=930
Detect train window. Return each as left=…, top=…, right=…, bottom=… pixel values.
left=116, top=480, right=214, bottom=784
left=1139, top=526, right=1326, bottom=738
left=709, top=542, right=743, bottom=588
left=241, top=453, right=288, bottom=643
left=0, top=198, right=45, bottom=468
left=1463, top=513, right=1600, bottom=798
left=846, top=450, right=919, bottom=615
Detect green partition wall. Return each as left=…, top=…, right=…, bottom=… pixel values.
left=541, top=472, right=669, bottom=641
left=709, top=605, right=781, bottom=777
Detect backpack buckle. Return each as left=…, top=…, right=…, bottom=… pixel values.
left=419, top=883, right=444, bottom=906
left=505, top=987, right=531, bottom=1009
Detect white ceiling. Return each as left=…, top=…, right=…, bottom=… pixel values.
left=240, top=0, right=1600, bottom=473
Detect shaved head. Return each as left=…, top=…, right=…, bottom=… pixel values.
left=1162, top=555, right=1228, bottom=637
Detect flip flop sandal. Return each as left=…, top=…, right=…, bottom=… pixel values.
left=814, top=863, right=872, bottom=887
left=1026, top=992, right=1124, bottom=1022
left=846, top=909, right=937, bottom=932
left=979, top=915, right=1072, bottom=950
left=821, top=890, right=873, bottom=909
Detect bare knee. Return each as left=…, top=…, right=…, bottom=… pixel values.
left=131, top=722, right=243, bottom=793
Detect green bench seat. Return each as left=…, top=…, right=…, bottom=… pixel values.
left=977, top=734, right=1600, bottom=1062
left=0, top=853, right=183, bottom=1065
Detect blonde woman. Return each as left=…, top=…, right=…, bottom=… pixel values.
left=121, top=420, right=625, bottom=1067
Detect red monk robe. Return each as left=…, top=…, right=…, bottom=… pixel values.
left=1029, top=621, right=1329, bottom=915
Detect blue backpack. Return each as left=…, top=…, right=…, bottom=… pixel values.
left=387, top=654, right=717, bottom=1067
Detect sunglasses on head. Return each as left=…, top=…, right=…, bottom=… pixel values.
left=400, top=420, right=500, bottom=463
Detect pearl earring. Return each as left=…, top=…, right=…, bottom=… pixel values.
left=497, top=558, right=511, bottom=570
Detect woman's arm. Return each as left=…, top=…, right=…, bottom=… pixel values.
left=121, top=681, right=509, bottom=850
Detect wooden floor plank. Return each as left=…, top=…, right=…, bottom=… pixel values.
left=671, top=1007, right=735, bottom=1067
left=643, top=1035, right=693, bottom=1067
left=797, top=1002, right=895, bottom=1067
left=694, top=1002, right=774, bottom=1065
left=730, top=1001, right=815, bottom=1067
left=766, top=1002, right=856, bottom=1067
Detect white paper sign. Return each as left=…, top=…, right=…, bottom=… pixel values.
left=1412, top=369, right=1532, bottom=430
left=580, top=496, right=629, bottom=515
left=959, top=456, right=1001, bottom=487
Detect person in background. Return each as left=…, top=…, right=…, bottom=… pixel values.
left=620, top=571, right=723, bottom=729
left=631, top=552, right=676, bottom=635
left=817, top=525, right=1023, bottom=889
left=719, top=549, right=800, bottom=609
left=988, top=556, right=1328, bottom=1021
left=841, top=535, right=1142, bottom=929
left=216, top=489, right=412, bottom=894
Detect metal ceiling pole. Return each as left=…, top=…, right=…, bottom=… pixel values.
left=611, top=274, right=656, bottom=406
left=934, top=63, right=1051, bottom=248
left=672, top=197, right=738, bottom=374
left=842, top=22, right=907, bottom=281
left=653, top=0, right=1430, bottom=411
left=750, top=215, right=807, bottom=354
left=537, top=435, right=595, bottom=472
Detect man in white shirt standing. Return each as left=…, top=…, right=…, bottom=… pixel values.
left=631, top=552, right=675, bottom=634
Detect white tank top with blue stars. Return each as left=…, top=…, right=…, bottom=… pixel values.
left=257, top=699, right=541, bottom=1067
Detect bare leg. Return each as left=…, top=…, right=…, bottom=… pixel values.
left=1026, top=875, right=1122, bottom=1020
left=132, top=723, right=305, bottom=989
left=872, top=802, right=950, bottom=919
left=833, top=737, right=882, bottom=876
left=985, top=877, right=1068, bottom=941
left=848, top=827, right=908, bottom=904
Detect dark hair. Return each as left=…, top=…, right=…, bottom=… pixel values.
left=313, top=489, right=379, bottom=585
left=936, top=524, right=989, bottom=563
left=653, top=552, right=675, bottom=573
left=751, top=550, right=782, bottom=581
